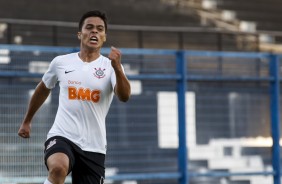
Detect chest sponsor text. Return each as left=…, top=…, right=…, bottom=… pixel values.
left=68, top=86, right=101, bottom=103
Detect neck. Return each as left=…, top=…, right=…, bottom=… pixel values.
left=79, top=49, right=100, bottom=63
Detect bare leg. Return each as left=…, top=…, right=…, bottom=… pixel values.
left=46, top=153, right=69, bottom=184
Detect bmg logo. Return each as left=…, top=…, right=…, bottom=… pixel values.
left=68, top=86, right=101, bottom=103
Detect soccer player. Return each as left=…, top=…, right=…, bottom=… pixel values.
left=18, top=10, right=131, bottom=184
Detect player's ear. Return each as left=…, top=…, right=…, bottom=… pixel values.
left=77, top=32, right=81, bottom=40
left=103, top=34, right=107, bottom=42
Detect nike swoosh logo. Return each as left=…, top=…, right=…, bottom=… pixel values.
left=65, top=70, right=75, bottom=74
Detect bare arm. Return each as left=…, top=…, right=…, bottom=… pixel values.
left=108, top=46, right=131, bottom=102
left=18, top=81, right=51, bottom=138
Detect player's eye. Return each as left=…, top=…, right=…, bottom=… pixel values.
left=97, top=26, right=104, bottom=32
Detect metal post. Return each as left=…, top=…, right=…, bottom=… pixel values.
left=217, top=32, right=222, bottom=51
left=178, top=32, right=184, bottom=50
left=7, top=23, right=12, bottom=44
left=137, top=31, right=143, bottom=49
left=52, top=26, right=58, bottom=46
left=269, top=54, right=281, bottom=184
left=176, top=50, right=188, bottom=184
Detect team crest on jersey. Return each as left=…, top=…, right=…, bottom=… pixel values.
left=94, top=68, right=106, bottom=79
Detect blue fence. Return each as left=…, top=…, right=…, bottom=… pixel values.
left=0, top=44, right=281, bottom=184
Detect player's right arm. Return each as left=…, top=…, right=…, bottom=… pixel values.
left=18, top=81, right=51, bottom=138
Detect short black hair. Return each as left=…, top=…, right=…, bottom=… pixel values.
left=78, top=10, right=108, bottom=32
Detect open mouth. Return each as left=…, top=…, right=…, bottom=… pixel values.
left=90, top=36, right=98, bottom=43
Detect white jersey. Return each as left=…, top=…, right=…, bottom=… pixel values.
left=42, top=52, right=118, bottom=154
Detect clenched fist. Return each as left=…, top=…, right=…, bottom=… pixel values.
left=18, top=122, right=31, bottom=138
left=108, top=46, right=122, bottom=70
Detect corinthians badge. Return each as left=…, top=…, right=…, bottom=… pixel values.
left=94, top=68, right=106, bottom=79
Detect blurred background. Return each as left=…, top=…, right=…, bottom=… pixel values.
left=0, top=0, right=282, bottom=184
left=1, top=0, right=282, bottom=51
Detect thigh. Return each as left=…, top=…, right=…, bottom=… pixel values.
left=44, top=136, right=75, bottom=174
left=46, top=152, right=69, bottom=174
left=72, top=152, right=105, bottom=184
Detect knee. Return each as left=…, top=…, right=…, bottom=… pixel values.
left=49, top=164, right=68, bottom=179
left=46, top=152, right=69, bottom=183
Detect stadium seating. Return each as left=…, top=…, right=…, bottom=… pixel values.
left=159, top=0, right=282, bottom=52
left=0, top=0, right=202, bottom=27
left=0, top=0, right=282, bottom=52
left=0, top=0, right=235, bottom=51
left=215, top=0, right=282, bottom=31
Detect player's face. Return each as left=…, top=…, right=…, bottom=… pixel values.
left=78, top=17, right=106, bottom=50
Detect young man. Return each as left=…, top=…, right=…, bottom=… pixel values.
left=18, top=10, right=131, bottom=184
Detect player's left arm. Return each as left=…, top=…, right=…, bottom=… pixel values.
left=108, top=46, right=131, bottom=102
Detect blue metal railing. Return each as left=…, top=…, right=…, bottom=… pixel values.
left=269, top=54, right=281, bottom=184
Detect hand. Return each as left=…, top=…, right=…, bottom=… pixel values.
left=18, top=122, right=31, bottom=138
left=108, top=46, right=122, bottom=70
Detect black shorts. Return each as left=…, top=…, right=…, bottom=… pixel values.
left=44, top=136, right=105, bottom=184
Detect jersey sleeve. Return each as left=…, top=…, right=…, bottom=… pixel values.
left=42, top=57, right=58, bottom=89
